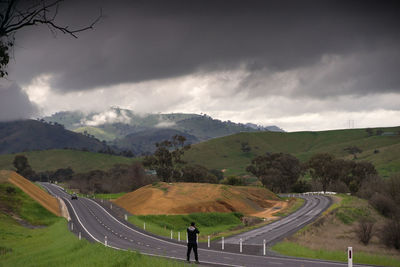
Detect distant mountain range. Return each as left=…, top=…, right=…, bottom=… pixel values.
left=41, top=108, right=283, bottom=155
left=0, top=120, right=108, bottom=155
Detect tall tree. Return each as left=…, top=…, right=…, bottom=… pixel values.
left=143, top=135, right=190, bottom=182
left=246, top=153, right=301, bottom=193
left=13, top=154, right=35, bottom=179
left=307, top=153, right=345, bottom=193
left=0, top=0, right=101, bottom=77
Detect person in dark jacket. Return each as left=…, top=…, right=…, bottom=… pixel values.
left=187, top=222, right=199, bottom=262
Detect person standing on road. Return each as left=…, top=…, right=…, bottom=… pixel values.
left=187, top=222, right=200, bottom=263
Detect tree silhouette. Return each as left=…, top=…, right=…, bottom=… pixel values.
left=0, top=0, right=101, bottom=77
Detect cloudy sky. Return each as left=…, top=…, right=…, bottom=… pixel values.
left=1, top=0, right=400, bottom=131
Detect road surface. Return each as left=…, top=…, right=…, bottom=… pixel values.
left=41, top=183, right=365, bottom=267
left=223, top=194, right=331, bottom=246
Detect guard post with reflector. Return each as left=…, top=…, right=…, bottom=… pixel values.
left=348, top=247, right=353, bottom=267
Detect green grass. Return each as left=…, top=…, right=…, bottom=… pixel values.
left=74, top=126, right=117, bottom=142
left=274, top=197, right=305, bottom=217
left=128, top=212, right=244, bottom=241
left=184, top=126, right=400, bottom=177
left=64, top=188, right=126, bottom=200
left=0, top=183, right=59, bottom=226
left=0, top=149, right=138, bottom=174
left=272, top=242, right=400, bottom=267
left=0, top=181, right=187, bottom=267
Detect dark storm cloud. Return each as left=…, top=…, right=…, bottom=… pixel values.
left=8, top=0, right=400, bottom=95
left=0, top=82, right=38, bottom=121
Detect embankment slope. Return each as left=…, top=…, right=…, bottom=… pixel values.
left=115, top=182, right=283, bottom=217
left=0, top=170, right=60, bottom=216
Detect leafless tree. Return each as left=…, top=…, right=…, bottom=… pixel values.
left=0, top=0, right=102, bottom=77
left=355, top=217, right=375, bottom=245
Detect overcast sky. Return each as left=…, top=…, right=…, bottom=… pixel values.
left=1, top=0, right=400, bottom=131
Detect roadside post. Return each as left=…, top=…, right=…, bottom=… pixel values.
left=110, top=203, right=113, bottom=210
left=105, top=236, right=108, bottom=247
left=144, top=222, right=146, bottom=230
left=222, top=237, right=224, bottom=250
left=208, top=236, right=210, bottom=248
left=263, top=239, right=266, bottom=256
left=240, top=238, right=243, bottom=253
left=178, top=232, right=181, bottom=242
left=170, top=230, right=173, bottom=239
left=79, top=232, right=81, bottom=240
left=124, top=214, right=127, bottom=221
left=348, top=247, right=353, bottom=267
left=71, top=222, right=74, bottom=231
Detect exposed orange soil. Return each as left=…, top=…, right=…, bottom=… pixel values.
left=115, top=182, right=285, bottom=218
left=1, top=170, right=61, bottom=216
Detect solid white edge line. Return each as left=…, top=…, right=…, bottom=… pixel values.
left=85, top=197, right=352, bottom=266
left=48, top=184, right=354, bottom=267
left=64, top=196, right=245, bottom=267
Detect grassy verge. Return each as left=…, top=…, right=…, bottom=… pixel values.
left=128, top=212, right=244, bottom=241
left=64, top=187, right=125, bottom=200
left=0, top=181, right=187, bottom=267
left=274, top=197, right=305, bottom=217
left=127, top=197, right=306, bottom=242
left=272, top=242, right=400, bottom=267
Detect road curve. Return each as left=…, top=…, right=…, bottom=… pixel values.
left=223, top=194, right=331, bottom=246
left=41, top=183, right=365, bottom=267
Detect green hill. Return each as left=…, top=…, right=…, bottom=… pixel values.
left=0, top=149, right=137, bottom=173
left=0, top=120, right=108, bottom=154
left=184, top=126, right=400, bottom=178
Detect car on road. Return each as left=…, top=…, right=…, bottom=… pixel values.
left=71, top=193, right=78, bottom=200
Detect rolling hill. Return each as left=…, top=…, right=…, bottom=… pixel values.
left=183, top=126, right=400, bottom=177
left=43, top=108, right=283, bottom=154
left=0, top=149, right=137, bottom=173
left=115, top=182, right=281, bottom=216
left=0, top=120, right=108, bottom=154
left=114, top=128, right=198, bottom=155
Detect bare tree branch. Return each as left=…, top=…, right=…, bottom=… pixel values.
left=0, top=0, right=102, bottom=77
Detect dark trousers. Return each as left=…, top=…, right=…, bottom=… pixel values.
left=187, top=243, right=198, bottom=261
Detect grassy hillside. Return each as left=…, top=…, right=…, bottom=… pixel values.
left=0, top=120, right=108, bottom=155
left=184, top=126, right=400, bottom=177
left=0, top=178, right=184, bottom=266
left=74, top=126, right=117, bottom=142
left=0, top=149, right=137, bottom=173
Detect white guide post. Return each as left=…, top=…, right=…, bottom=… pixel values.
left=222, top=237, right=224, bottom=250
left=348, top=247, right=353, bottom=267
left=71, top=222, right=74, bottom=231
left=170, top=230, right=173, bottom=239
left=110, top=203, right=113, bottom=209
left=263, top=239, right=266, bottom=256
left=79, top=232, right=81, bottom=240
left=105, top=236, right=108, bottom=247
left=240, top=238, right=243, bottom=253
left=144, top=222, right=146, bottom=230
left=178, top=232, right=181, bottom=242
left=208, top=236, right=210, bottom=248
left=124, top=214, right=127, bottom=221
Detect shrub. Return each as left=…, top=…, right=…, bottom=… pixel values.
left=355, top=217, right=375, bottom=245
left=221, top=176, right=246, bottom=186
left=369, top=193, right=396, bottom=217
left=380, top=218, right=400, bottom=250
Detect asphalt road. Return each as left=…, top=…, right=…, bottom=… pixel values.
left=41, top=183, right=366, bottom=267
left=223, top=194, right=331, bottom=246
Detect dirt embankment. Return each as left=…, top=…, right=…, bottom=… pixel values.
left=115, top=182, right=287, bottom=218
left=1, top=170, right=61, bottom=216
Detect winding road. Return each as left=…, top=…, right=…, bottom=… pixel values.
left=41, top=183, right=365, bottom=267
